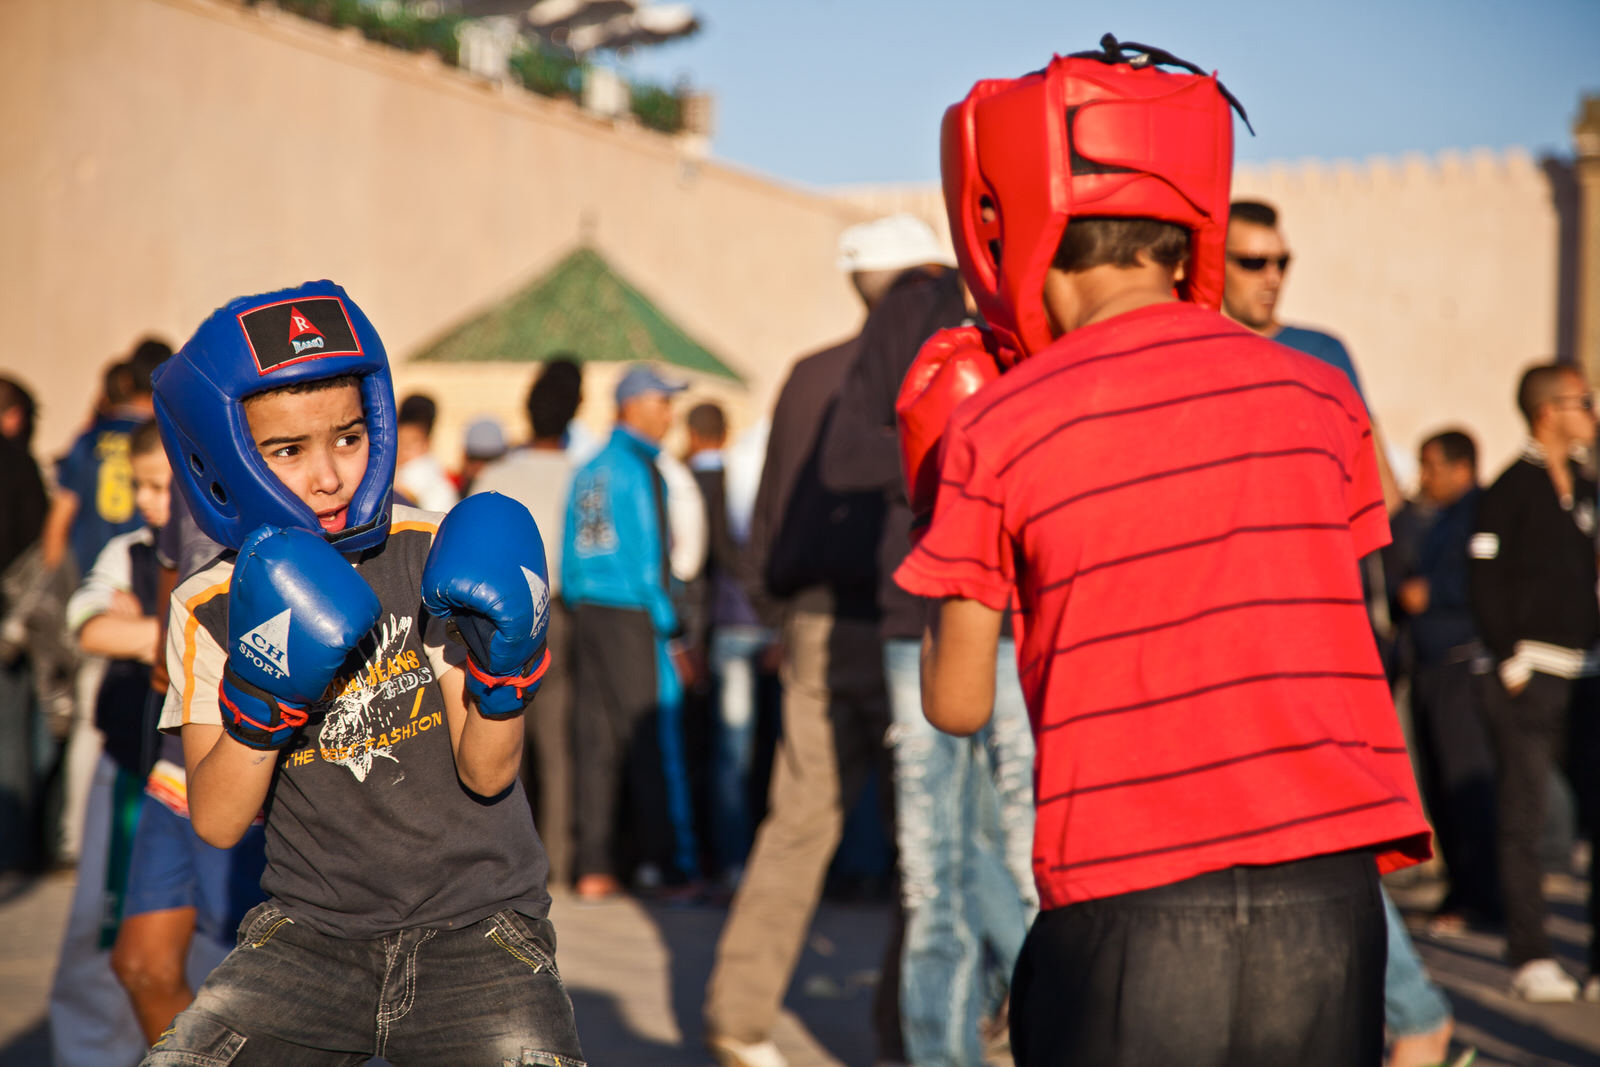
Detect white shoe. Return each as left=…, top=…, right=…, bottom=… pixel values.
left=1583, top=975, right=1600, bottom=1002
left=1509, top=958, right=1579, bottom=1002
left=707, top=1034, right=788, bottom=1067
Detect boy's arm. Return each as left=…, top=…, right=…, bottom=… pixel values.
left=421, top=493, right=551, bottom=797
left=181, top=722, right=277, bottom=849
left=78, top=614, right=160, bottom=663
left=922, top=597, right=1004, bottom=735
left=438, top=664, right=524, bottom=797
left=70, top=531, right=159, bottom=662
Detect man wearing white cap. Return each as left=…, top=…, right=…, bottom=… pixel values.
left=703, top=217, right=948, bottom=1067
left=821, top=215, right=1037, bottom=1067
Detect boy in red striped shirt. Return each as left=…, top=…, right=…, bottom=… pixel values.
left=894, top=37, right=1431, bottom=1065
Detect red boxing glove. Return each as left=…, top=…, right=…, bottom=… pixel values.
left=896, top=325, right=1005, bottom=526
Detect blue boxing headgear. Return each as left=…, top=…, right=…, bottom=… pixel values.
left=152, top=281, right=397, bottom=553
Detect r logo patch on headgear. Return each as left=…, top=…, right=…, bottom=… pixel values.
left=238, top=296, right=363, bottom=375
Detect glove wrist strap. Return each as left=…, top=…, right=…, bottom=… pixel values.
left=220, top=665, right=307, bottom=751
left=463, top=645, right=550, bottom=719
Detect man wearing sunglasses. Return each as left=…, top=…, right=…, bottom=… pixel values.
left=1223, top=200, right=1401, bottom=511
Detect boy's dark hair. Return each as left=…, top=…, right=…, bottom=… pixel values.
left=0, top=375, right=37, bottom=446
left=245, top=373, right=364, bottom=407
left=527, top=358, right=583, bottom=441
left=1052, top=217, right=1190, bottom=273
left=686, top=402, right=726, bottom=441
left=1516, top=363, right=1580, bottom=426
left=398, top=393, right=437, bottom=436
left=1422, top=428, right=1477, bottom=471
left=130, top=418, right=165, bottom=458
left=127, top=337, right=173, bottom=393
left=1229, top=200, right=1279, bottom=229
left=103, top=360, right=138, bottom=407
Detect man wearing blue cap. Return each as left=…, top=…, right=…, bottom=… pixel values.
left=563, top=364, right=701, bottom=901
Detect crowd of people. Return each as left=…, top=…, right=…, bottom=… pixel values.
left=0, top=34, right=1595, bottom=1067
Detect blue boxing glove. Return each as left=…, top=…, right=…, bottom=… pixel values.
left=221, top=526, right=381, bottom=750
left=421, top=493, right=552, bottom=719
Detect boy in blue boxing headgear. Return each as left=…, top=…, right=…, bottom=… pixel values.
left=145, top=281, right=585, bottom=1066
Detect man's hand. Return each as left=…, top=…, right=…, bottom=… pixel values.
left=1397, top=577, right=1430, bottom=617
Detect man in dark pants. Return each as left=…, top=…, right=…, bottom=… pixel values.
left=563, top=364, right=699, bottom=901
left=1470, top=362, right=1600, bottom=1002
left=1396, top=429, right=1500, bottom=931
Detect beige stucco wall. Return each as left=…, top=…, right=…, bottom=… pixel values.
left=837, top=149, right=1573, bottom=483
left=0, top=0, right=870, bottom=468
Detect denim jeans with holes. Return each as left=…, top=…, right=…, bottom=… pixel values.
left=141, top=901, right=586, bottom=1067
left=883, top=637, right=1038, bottom=1067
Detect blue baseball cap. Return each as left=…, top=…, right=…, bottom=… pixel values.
left=615, top=363, right=688, bottom=405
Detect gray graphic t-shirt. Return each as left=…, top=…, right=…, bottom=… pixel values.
left=160, top=505, right=551, bottom=937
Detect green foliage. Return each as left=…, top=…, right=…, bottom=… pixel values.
left=629, top=82, right=683, bottom=134
left=264, top=0, right=465, bottom=64
left=509, top=45, right=585, bottom=100
left=256, top=1, right=688, bottom=133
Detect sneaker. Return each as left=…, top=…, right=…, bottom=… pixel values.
left=707, top=1034, right=788, bottom=1067
left=1583, top=975, right=1600, bottom=1002
left=1509, top=958, right=1579, bottom=1002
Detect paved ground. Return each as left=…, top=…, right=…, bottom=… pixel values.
left=2, top=867, right=1598, bottom=1066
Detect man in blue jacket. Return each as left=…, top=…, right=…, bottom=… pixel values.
left=564, top=364, right=699, bottom=901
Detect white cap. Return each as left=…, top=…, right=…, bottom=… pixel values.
left=836, top=214, right=956, bottom=273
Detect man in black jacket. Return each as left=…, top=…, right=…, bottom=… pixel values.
left=1469, top=362, right=1600, bottom=1002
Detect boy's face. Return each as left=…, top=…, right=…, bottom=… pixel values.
left=243, top=383, right=369, bottom=534
left=131, top=449, right=172, bottom=530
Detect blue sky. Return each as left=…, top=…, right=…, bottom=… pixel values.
left=620, top=0, right=1600, bottom=187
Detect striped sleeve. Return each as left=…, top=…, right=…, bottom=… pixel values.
left=1347, top=407, right=1390, bottom=558
left=157, top=574, right=229, bottom=731
left=894, top=420, right=1013, bottom=611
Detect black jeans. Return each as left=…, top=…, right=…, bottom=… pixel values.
left=142, top=902, right=585, bottom=1065
left=1411, top=653, right=1500, bottom=918
left=1480, top=670, right=1598, bottom=969
left=1010, top=851, right=1384, bottom=1067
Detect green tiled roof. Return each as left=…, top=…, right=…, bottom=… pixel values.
left=410, top=247, right=740, bottom=381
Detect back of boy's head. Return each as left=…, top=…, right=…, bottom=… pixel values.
left=526, top=357, right=583, bottom=441
left=686, top=402, right=727, bottom=443
left=129, top=418, right=165, bottom=459
left=940, top=33, right=1246, bottom=359
left=398, top=393, right=438, bottom=437
left=152, top=280, right=398, bottom=553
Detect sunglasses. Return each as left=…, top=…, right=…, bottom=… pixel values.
left=1227, top=253, right=1292, bottom=272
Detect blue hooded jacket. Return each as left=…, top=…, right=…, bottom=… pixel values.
left=561, top=425, right=677, bottom=635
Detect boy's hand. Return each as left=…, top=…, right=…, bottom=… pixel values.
left=896, top=326, right=1004, bottom=531
left=421, top=493, right=551, bottom=719
left=221, top=526, right=381, bottom=750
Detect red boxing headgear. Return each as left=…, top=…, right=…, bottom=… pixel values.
left=942, top=35, right=1246, bottom=359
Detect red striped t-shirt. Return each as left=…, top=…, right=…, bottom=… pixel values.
left=895, top=302, right=1431, bottom=910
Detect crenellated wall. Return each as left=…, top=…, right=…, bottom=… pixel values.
left=834, top=147, right=1582, bottom=481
